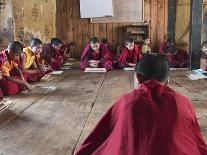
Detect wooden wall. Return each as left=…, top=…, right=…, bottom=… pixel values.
left=56, top=0, right=168, bottom=58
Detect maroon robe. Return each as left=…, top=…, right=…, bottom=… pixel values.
left=118, top=44, right=142, bottom=68
left=42, top=43, right=63, bottom=70
left=80, top=43, right=113, bottom=70
left=0, top=50, right=27, bottom=95
left=75, top=80, right=207, bottom=155
left=167, top=49, right=188, bottom=68
left=159, top=41, right=168, bottom=54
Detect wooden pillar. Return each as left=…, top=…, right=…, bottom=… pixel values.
left=167, top=0, right=176, bottom=42
left=189, top=0, right=203, bottom=70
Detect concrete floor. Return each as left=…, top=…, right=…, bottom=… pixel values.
left=0, top=69, right=206, bottom=155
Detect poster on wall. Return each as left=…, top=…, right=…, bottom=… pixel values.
left=80, top=0, right=113, bottom=18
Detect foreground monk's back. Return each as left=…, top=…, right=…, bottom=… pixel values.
left=75, top=54, right=207, bottom=155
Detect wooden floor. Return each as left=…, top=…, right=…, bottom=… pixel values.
left=0, top=69, right=206, bottom=155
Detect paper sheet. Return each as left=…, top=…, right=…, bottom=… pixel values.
left=84, top=68, right=107, bottom=73
left=123, top=67, right=135, bottom=71
left=50, top=71, right=63, bottom=75
left=0, top=99, right=15, bottom=112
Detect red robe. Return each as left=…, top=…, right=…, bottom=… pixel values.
left=75, top=80, right=207, bottom=155
left=118, top=44, right=142, bottom=68
left=167, top=49, right=188, bottom=68
left=80, top=43, right=113, bottom=70
left=42, top=43, right=63, bottom=70
left=0, top=50, right=28, bottom=95
left=159, top=41, right=168, bottom=54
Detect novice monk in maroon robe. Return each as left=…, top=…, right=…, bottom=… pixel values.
left=101, top=39, right=119, bottom=69
left=165, top=44, right=188, bottom=68
left=0, top=71, right=3, bottom=100
left=20, top=38, right=45, bottom=82
left=119, top=38, right=142, bottom=68
left=80, top=37, right=113, bottom=70
left=42, top=38, right=63, bottom=70
left=0, top=41, right=32, bottom=95
left=75, top=53, right=207, bottom=155
left=201, top=40, right=207, bottom=71
left=60, top=42, right=76, bottom=61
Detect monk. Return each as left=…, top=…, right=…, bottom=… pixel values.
left=118, top=38, right=142, bottom=68
left=75, top=53, right=207, bottom=155
left=159, top=36, right=173, bottom=54
left=140, top=37, right=151, bottom=56
left=165, top=43, right=188, bottom=68
left=60, top=42, right=76, bottom=61
left=42, top=38, right=63, bottom=70
left=21, top=38, right=45, bottom=82
left=0, top=41, right=32, bottom=95
left=0, top=71, right=3, bottom=100
left=80, top=37, right=113, bottom=70
left=201, top=40, right=207, bottom=71
left=101, top=39, right=119, bottom=69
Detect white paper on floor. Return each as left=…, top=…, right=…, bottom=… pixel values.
left=50, top=71, right=63, bottom=75
left=60, top=66, right=71, bottom=70
left=84, top=68, right=107, bottom=73
left=123, top=67, right=135, bottom=71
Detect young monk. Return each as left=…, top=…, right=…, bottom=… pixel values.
left=21, top=38, right=45, bottom=82
left=0, top=41, right=32, bottom=95
left=42, top=38, right=63, bottom=70
left=140, top=37, right=151, bottom=56
left=101, top=39, right=119, bottom=69
left=159, top=37, right=173, bottom=54
left=60, top=42, right=76, bottom=61
left=80, top=37, right=113, bottom=70
left=165, top=43, right=188, bottom=68
left=201, top=40, right=207, bottom=71
left=75, top=53, right=207, bottom=155
left=118, top=38, right=142, bottom=68
left=0, top=71, right=3, bottom=100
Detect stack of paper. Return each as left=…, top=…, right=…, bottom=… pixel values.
left=84, top=68, right=107, bottom=73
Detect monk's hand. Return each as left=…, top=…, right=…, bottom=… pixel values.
left=129, top=63, right=136, bottom=67
left=65, top=53, right=71, bottom=58
left=23, top=81, right=32, bottom=91
left=89, top=62, right=98, bottom=68
left=51, top=58, right=56, bottom=63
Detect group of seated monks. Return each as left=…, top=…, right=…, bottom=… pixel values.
left=80, top=36, right=189, bottom=71
left=0, top=38, right=76, bottom=100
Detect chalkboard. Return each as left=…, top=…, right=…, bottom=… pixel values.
left=91, top=0, right=144, bottom=23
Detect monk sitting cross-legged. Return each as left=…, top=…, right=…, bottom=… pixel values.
left=75, top=53, right=207, bottom=155
left=80, top=37, right=113, bottom=71
left=20, top=38, right=45, bottom=82
left=0, top=41, right=32, bottom=95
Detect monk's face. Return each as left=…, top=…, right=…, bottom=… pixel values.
left=145, top=38, right=150, bottom=45
left=31, top=44, right=43, bottom=55
left=91, top=43, right=100, bottom=52
left=126, top=42, right=134, bottom=51
left=201, top=46, right=207, bottom=52
left=10, top=51, right=21, bottom=61
left=52, top=44, right=62, bottom=51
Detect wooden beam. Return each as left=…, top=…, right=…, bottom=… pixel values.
left=189, top=0, right=203, bottom=70
left=167, top=0, right=176, bottom=42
